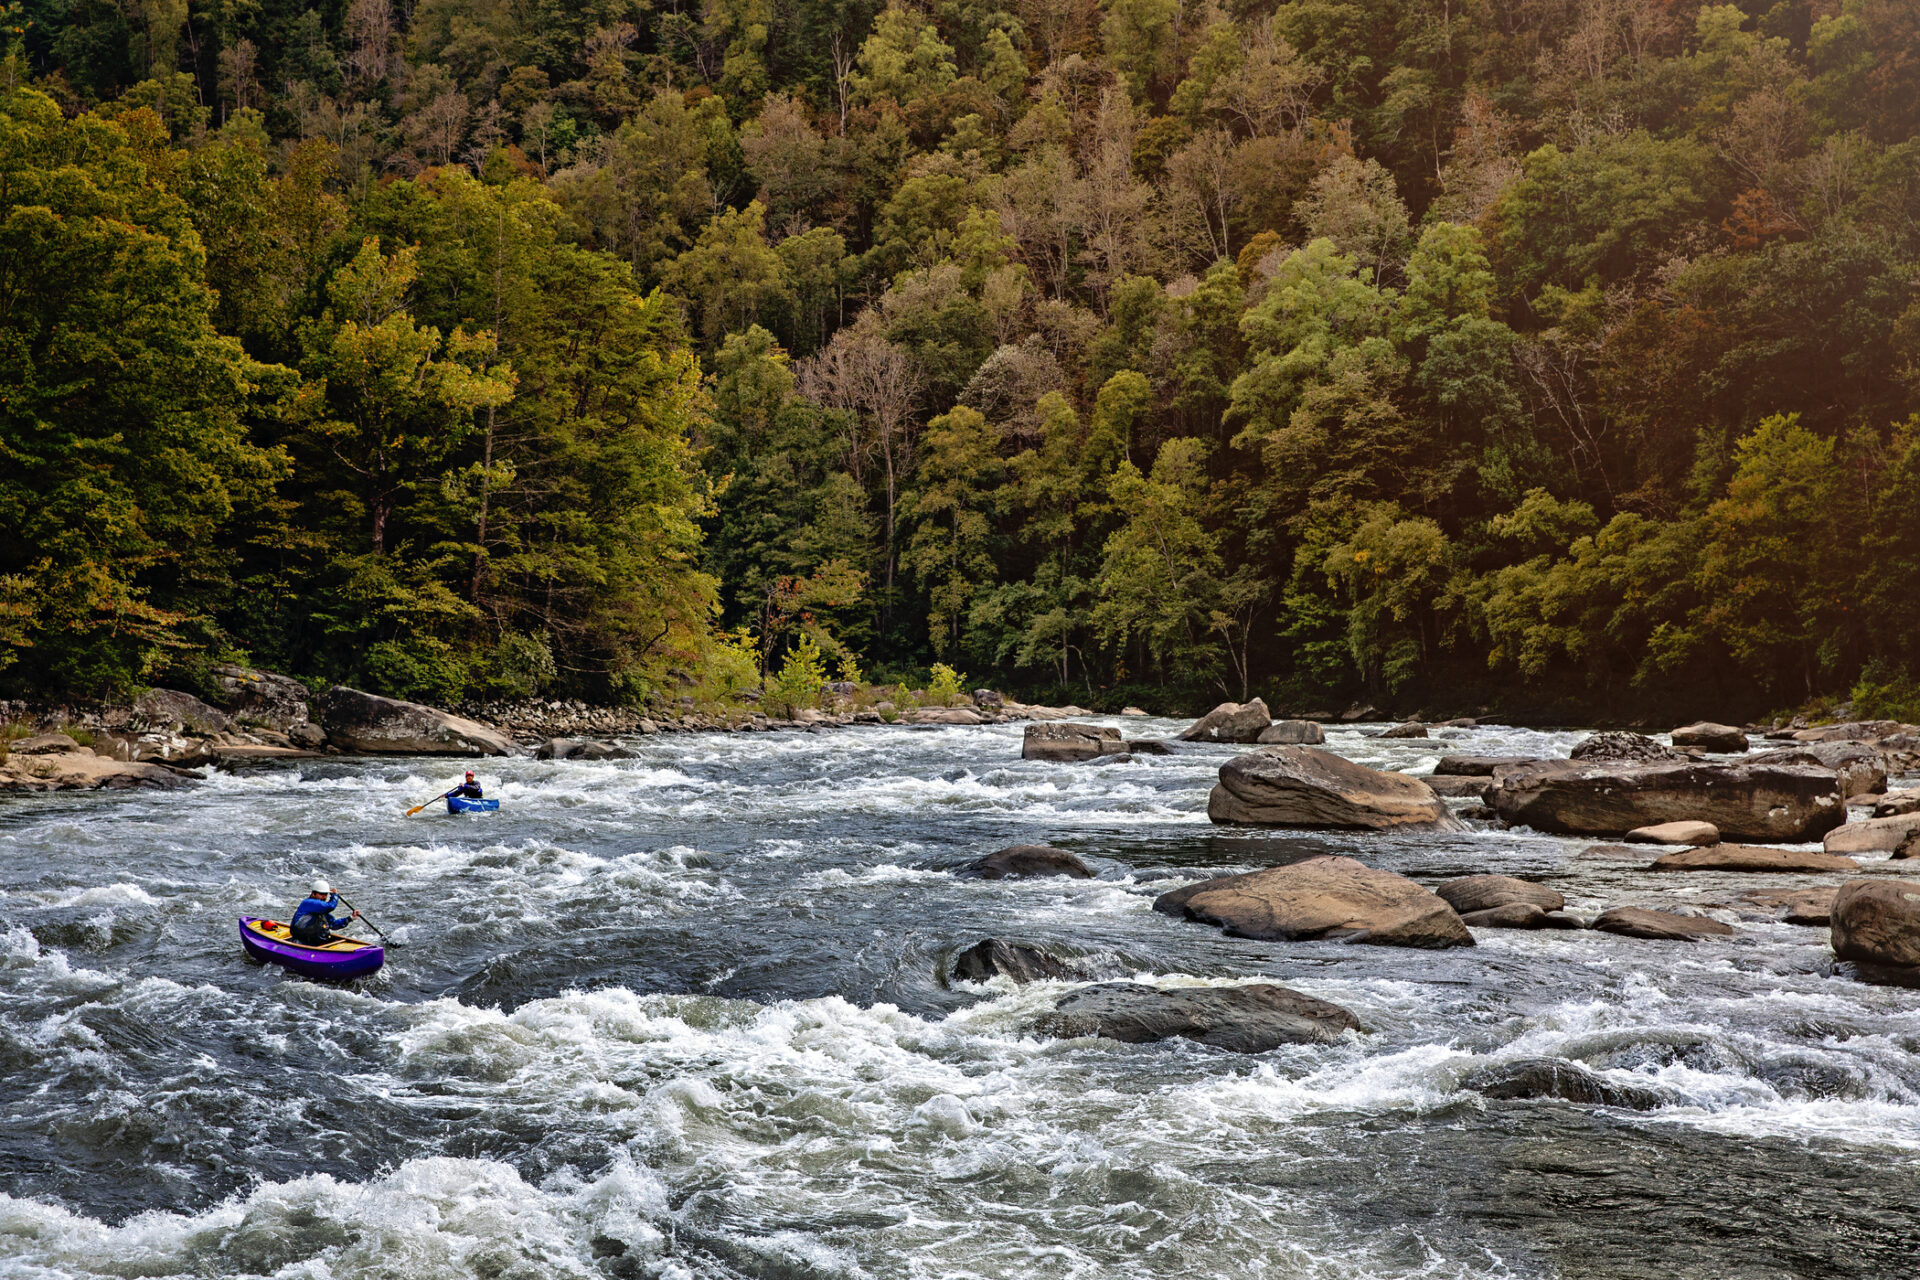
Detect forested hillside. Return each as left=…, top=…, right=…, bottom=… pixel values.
left=4, top=1, right=1918, bottom=719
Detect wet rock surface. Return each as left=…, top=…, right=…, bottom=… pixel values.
left=1041, top=981, right=1361, bottom=1052
left=1592, top=907, right=1737, bottom=941
left=1156, top=855, right=1474, bottom=948
left=1490, top=758, right=1844, bottom=842
left=1830, top=878, right=1920, bottom=970
left=1435, top=875, right=1565, bottom=915
left=948, top=939, right=1084, bottom=984
left=1177, top=698, right=1272, bottom=744
left=1209, top=747, right=1458, bottom=830
left=1466, top=1059, right=1672, bottom=1111
left=1649, top=845, right=1860, bottom=873
left=1021, top=722, right=1126, bottom=762
left=961, top=845, right=1093, bottom=880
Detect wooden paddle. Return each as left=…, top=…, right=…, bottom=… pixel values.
left=405, top=785, right=458, bottom=817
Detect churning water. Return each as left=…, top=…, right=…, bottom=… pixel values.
left=2, top=721, right=1917, bottom=1279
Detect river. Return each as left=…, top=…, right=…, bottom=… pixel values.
left=2, top=719, right=1917, bottom=1279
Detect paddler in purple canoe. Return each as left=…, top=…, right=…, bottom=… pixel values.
left=289, top=879, right=360, bottom=945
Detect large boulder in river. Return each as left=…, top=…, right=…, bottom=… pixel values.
left=949, top=939, right=1082, bottom=984
left=1154, top=855, right=1474, bottom=948
left=1569, top=731, right=1684, bottom=763
left=1435, top=875, right=1564, bottom=915
left=1257, top=719, right=1325, bottom=745
left=1022, top=722, right=1125, bottom=762
left=1042, top=982, right=1360, bottom=1051
left=1488, top=758, right=1843, bottom=842
left=1178, top=698, right=1271, bottom=744
left=1669, top=722, right=1749, bottom=753
left=1829, top=878, right=1920, bottom=969
left=1750, top=742, right=1886, bottom=798
left=319, top=686, right=513, bottom=756
left=1822, top=811, right=1920, bottom=855
left=1208, top=747, right=1459, bottom=830
left=962, top=845, right=1092, bottom=880
left=1466, top=1059, right=1670, bottom=1111
left=1377, top=722, right=1428, bottom=739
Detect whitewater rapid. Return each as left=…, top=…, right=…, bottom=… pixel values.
left=3, top=720, right=1917, bottom=1278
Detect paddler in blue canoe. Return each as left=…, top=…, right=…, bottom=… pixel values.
left=451, top=770, right=484, bottom=800
left=289, top=879, right=359, bottom=945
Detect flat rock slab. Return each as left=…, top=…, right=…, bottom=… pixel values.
left=1750, top=742, right=1886, bottom=799
left=1669, top=722, right=1749, bottom=753
left=1823, top=811, right=1920, bottom=854
left=949, top=939, right=1082, bottom=984
left=1490, top=758, right=1843, bottom=842
left=1436, top=875, right=1565, bottom=914
left=1257, top=720, right=1325, bottom=745
left=1625, top=820, right=1720, bottom=846
left=1178, top=698, right=1272, bottom=744
left=1649, top=845, right=1859, bottom=873
left=1830, top=878, right=1920, bottom=969
left=1434, top=755, right=1543, bottom=777
left=1460, top=903, right=1555, bottom=928
left=1022, top=722, right=1125, bottom=762
left=911, top=706, right=984, bottom=725
left=1155, top=855, right=1474, bottom=949
left=1592, top=907, right=1735, bottom=941
left=10, top=732, right=86, bottom=755
left=1041, top=982, right=1360, bottom=1052
left=0, top=753, right=191, bottom=792
left=962, top=845, right=1092, bottom=880
left=1377, top=722, right=1428, bottom=738
left=1209, top=747, right=1459, bottom=830
left=1734, top=887, right=1837, bottom=926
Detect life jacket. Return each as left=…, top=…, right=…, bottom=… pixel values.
left=290, top=900, right=335, bottom=944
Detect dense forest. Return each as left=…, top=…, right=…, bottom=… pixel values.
left=3, top=0, right=1919, bottom=719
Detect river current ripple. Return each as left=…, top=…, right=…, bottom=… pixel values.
left=2, top=720, right=1918, bottom=1278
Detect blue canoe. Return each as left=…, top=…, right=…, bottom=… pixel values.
left=239, top=916, right=385, bottom=981
left=447, top=795, right=500, bottom=814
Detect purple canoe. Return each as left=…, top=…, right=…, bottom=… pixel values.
left=238, top=916, right=385, bottom=981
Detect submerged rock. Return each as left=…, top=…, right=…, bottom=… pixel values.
left=1649, top=844, right=1859, bottom=872
left=1041, top=982, right=1360, bottom=1052
left=1435, top=875, right=1564, bottom=915
left=1459, top=903, right=1553, bottom=929
left=1830, top=878, right=1920, bottom=969
left=1734, top=887, right=1837, bottom=926
left=1208, top=747, right=1459, bottom=831
left=1489, top=758, right=1843, bottom=842
left=962, top=845, right=1092, bottom=880
left=1177, top=698, right=1272, bottom=744
left=320, top=687, right=512, bottom=756
left=1669, top=722, right=1749, bottom=753
left=1466, top=1059, right=1671, bottom=1111
left=1021, top=722, right=1125, bottom=762
left=1155, top=855, right=1474, bottom=948
left=949, top=939, right=1082, bottom=984
left=1592, top=907, right=1735, bottom=941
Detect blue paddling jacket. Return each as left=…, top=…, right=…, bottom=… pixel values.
left=290, top=896, right=351, bottom=943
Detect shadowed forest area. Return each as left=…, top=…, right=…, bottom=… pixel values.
left=3, top=0, right=1918, bottom=720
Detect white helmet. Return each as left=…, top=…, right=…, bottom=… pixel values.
left=310, top=878, right=332, bottom=896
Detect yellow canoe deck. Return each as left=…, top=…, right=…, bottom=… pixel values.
left=246, top=918, right=377, bottom=952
